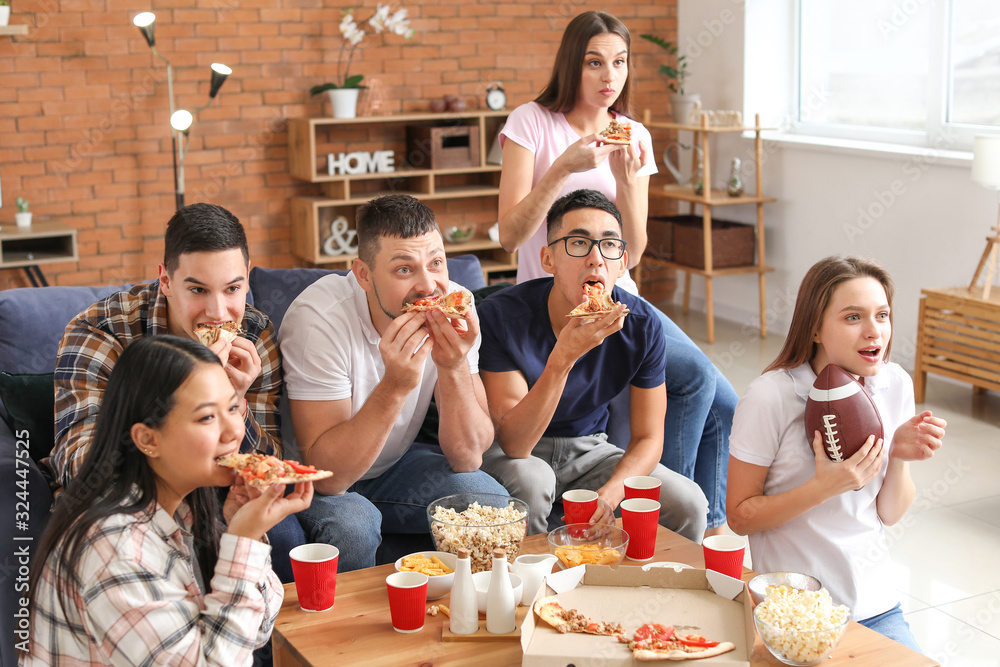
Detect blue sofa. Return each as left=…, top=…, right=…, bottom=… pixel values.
left=0, top=255, right=489, bottom=667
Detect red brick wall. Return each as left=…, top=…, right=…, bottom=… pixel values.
left=0, top=0, right=677, bottom=290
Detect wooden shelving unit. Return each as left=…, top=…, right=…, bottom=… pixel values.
left=642, top=111, right=775, bottom=343
left=286, top=111, right=515, bottom=283
left=0, top=219, right=79, bottom=287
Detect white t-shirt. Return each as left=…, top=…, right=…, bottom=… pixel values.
left=499, top=101, right=658, bottom=294
left=729, top=361, right=914, bottom=621
left=279, top=272, right=481, bottom=480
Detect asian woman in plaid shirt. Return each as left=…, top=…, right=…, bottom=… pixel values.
left=22, top=336, right=313, bottom=665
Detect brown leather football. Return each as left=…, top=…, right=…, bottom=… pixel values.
left=804, top=364, right=884, bottom=462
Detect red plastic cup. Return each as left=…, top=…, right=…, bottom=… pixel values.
left=702, top=535, right=746, bottom=579
left=621, top=498, right=660, bottom=562
left=624, top=476, right=661, bottom=501
left=289, top=544, right=340, bottom=612
left=562, top=489, right=599, bottom=536
left=385, top=571, right=429, bottom=633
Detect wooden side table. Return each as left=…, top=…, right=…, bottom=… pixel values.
left=0, top=219, right=78, bottom=287
left=914, top=287, right=1000, bottom=402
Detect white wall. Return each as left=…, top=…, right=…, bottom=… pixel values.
left=676, top=0, right=997, bottom=371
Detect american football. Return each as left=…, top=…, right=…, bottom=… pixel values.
left=804, top=364, right=884, bottom=462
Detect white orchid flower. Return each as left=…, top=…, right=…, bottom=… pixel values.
left=369, top=4, right=391, bottom=33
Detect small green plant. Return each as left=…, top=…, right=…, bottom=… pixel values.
left=0, top=2, right=9, bottom=7
left=639, top=34, right=688, bottom=95
left=16, top=197, right=29, bottom=213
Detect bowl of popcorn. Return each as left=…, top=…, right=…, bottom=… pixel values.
left=394, top=551, right=457, bottom=600
left=753, top=585, right=850, bottom=666
left=427, top=493, right=529, bottom=573
left=547, top=523, right=628, bottom=570
left=748, top=571, right=823, bottom=606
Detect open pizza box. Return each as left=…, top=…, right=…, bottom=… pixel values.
left=521, top=565, right=753, bottom=666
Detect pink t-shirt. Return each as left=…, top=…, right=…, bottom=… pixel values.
left=499, top=101, right=657, bottom=293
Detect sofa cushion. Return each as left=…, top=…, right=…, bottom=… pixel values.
left=0, top=372, right=55, bottom=466
left=0, top=283, right=133, bottom=374
left=249, top=254, right=487, bottom=333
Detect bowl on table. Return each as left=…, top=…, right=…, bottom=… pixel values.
left=747, top=572, right=823, bottom=606
left=471, top=571, right=524, bottom=613
left=444, top=225, right=476, bottom=243
left=427, top=493, right=529, bottom=573
left=546, top=524, right=628, bottom=570
left=393, top=550, right=457, bottom=600
left=753, top=606, right=849, bottom=666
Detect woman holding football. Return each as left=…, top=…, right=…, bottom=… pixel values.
left=497, top=9, right=737, bottom=539
left=23, top=335, right=313, bottom=665
left=727, top=256, right=946, bottom=650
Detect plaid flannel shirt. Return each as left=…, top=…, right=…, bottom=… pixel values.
left=21, top=498, right=282, bottom=665
left=48, top=281, right=282, bottom=490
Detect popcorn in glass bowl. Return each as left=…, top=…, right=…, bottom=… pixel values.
left=753, top=585, right=850, bottom=666
left=427, top=493, right=528, bottom=573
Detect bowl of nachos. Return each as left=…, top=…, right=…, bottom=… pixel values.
left=547, top=524, right=628, bottom=570
left=394, top=551, right=457, bottom=600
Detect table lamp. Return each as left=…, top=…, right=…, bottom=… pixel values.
left=970, top=135, right=1000, bottom=300
left=132, top=13, right=231, bottom=211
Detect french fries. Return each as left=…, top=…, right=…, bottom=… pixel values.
left=400, top=554, right=454, bottom=577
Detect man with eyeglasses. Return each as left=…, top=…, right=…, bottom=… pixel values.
left=476, top=189, right=708, bottom=541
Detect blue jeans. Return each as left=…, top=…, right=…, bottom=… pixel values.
left=607, top=299, right=736, bottom=529
left=860, top=603, right=921, bottom=653
left=265, top=513, right=307, bottom=584
left=296, top=447, right=507, bottom=572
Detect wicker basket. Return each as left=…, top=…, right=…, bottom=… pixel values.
left=670, top=215, right=755, bottom=269
left=645, top=217, right=674, bottom=260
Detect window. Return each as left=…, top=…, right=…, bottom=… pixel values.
left=747, top=0, right=1000, bottom=151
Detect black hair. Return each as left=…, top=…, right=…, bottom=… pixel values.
left=355, top=194, right=440, bottom=267
left=163, top=203, right=249, bottom=274
left=546, top=188, right=624, bottom=241
left=27, top=335, right=226, bottom=646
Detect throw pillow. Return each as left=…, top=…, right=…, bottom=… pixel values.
left=0, top=372, right=55, bottom=466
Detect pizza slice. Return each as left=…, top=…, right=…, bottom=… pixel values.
left=621, top=623, right=736, bottom=662
left=216, top=452, right=333, bottom=488
left=566, top=283, right=626, bottom=319
left=195, top=322, right=242, bottom=346
left=402, top=288, right=473, bottom=319
left=532, top=596, right=625, bottom=636
left=598, top=118, right=632, bottom=145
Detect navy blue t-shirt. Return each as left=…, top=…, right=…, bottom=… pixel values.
left=477, top=278, right=665, bottom=438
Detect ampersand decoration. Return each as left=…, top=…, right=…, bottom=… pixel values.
left=323, top=216, right=359, bottom=256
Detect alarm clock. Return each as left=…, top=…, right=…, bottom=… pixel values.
left=485, top=82, right=506, bottom=111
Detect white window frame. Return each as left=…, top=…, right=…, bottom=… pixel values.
left=744, top=0, right=992, bottom=156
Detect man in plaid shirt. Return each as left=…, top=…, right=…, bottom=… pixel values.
left=50, top=203, right=306, bottom=581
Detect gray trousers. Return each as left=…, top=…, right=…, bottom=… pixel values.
left=480, top=433, right=708, bottom=543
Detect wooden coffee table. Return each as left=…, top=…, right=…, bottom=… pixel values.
left=272, top=526, right=937, bottom=666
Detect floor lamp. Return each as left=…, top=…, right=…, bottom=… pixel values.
left=970, top=135, right=1000, bottom=301
left=132, top=13, right=231, bottom=211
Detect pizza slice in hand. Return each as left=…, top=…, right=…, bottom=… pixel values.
left=567, top=283, right=627, bottom=319
left=195, top=322, right=242, bottom=346
left=622, top=623, right=736, bottom=662
left=598, top=118, right=632, bottom=145
left=533, top=596, right=625, bottom=636
left=402, top=288, right=473, bottom=319
left=216, top=452, right=333, bottom=488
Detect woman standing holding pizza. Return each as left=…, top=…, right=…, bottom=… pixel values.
left=497, top=10, right=737, bottom=538
left=23, top=335, right=313, bottom=665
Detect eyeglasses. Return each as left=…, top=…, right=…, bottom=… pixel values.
left=548, top=235, right=627, bottom=260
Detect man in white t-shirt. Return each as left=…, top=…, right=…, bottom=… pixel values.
left=279, top=194, right=507, bottom=571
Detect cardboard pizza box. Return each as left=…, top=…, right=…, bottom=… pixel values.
left=521, top=565, right=752, bottom=666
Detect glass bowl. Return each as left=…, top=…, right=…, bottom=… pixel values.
left=753, top=602, right=849, bottom=666
left=546, top=523, right=628, bottom=569
left=444, top=225, right=476, bottom=243
left=427, top=493, right=529, bottom=573
left=748, top=572, right=823, bottom=606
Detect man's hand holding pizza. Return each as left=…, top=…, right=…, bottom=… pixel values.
left=379, top=310, right=434, bottom=394
left=549, top=306, right=628, bottom=371
left=423, top=307, right=477, bottom=372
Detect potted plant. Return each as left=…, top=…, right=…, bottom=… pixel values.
left=309, top=4, right=415, bottom=119
left=640, top=34, right=701, bottom=125
left=0, top=1, right=10, bottom=27
left=15, top=196, right=32, bottom=228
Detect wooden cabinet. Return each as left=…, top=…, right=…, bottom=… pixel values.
left=641, top=112, right=774, bottom=343
left=0, top=219, right=78, bottom=287
left=914, top=287, right=1000, bottom=402
left=286, top=111, right=515, bottom=284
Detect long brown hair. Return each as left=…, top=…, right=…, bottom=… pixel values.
left=765, top=256, right=895, bottom=373
left=535, top=11, right=634, bottom=118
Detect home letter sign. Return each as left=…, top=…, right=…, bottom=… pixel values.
left=327, top=150, right=395, bottom=176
